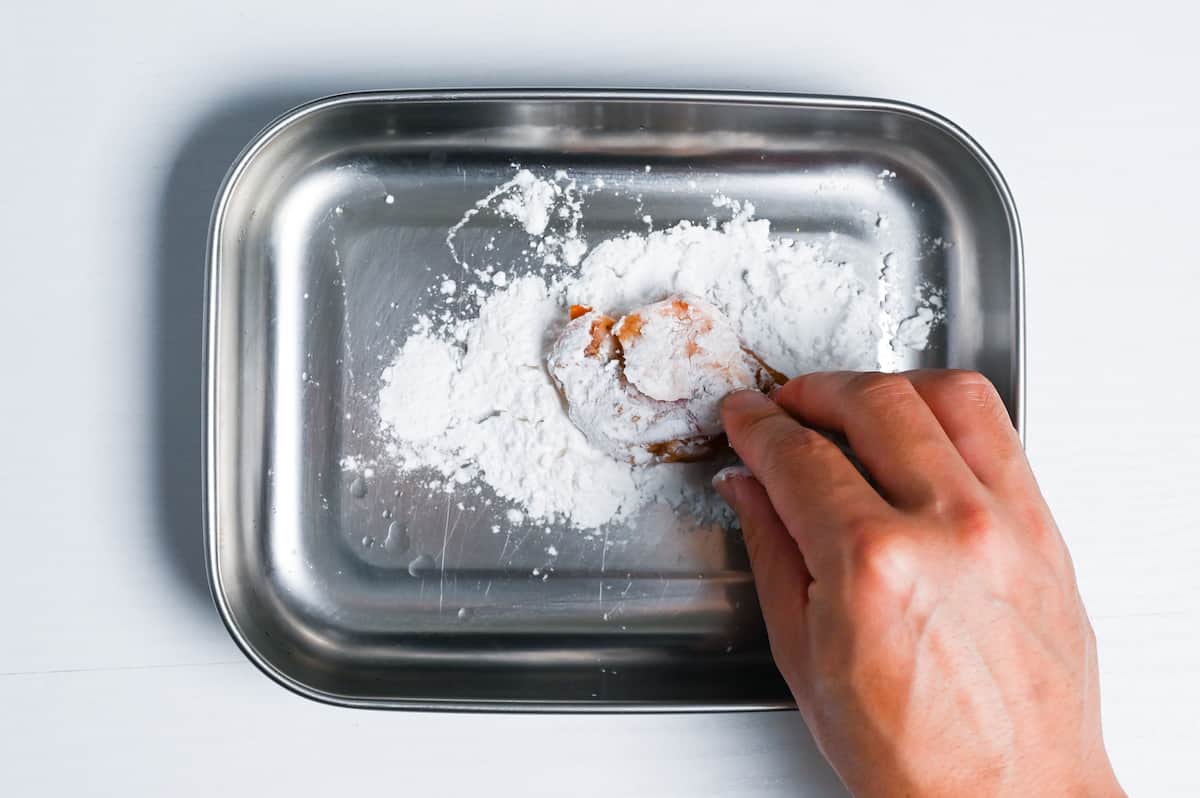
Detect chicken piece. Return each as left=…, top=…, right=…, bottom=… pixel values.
left=547, top=295, right=784, bottom=464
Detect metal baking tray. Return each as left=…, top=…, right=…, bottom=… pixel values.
left=205, top=90, right=1023, bottom=711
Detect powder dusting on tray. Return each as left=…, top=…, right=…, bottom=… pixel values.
left=369, top=169, right=945, bottom=529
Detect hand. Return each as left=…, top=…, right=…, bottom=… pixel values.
left=715, top=371, right=1123, bottom=798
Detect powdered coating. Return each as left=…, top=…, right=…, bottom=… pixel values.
left=547, top=297, right=776, bottom=463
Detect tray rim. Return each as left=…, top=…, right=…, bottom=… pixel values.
left=203, top=88, right=1025, bottom=712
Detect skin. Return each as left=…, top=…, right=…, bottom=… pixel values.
left=713, top=370, right=1124, bottom=798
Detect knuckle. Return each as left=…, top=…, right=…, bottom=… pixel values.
left=735, top=410, right=788, bottom=456
left=1013, top=499, right=1052, bottom=541
left=1011, top=499, right=1070, bottom=564
left=939, top=370, right=1005, bottom=412
left=949, top=499, right=1003, bottom=552
left=850, top=371, right=915, bottom=404
left=848, top=528, right=916, bottom=596
left=760, top=425, right=829, bottom=481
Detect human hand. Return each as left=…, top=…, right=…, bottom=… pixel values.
left=714, top=371, right=1123, bottom=798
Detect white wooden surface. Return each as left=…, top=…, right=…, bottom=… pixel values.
left=2, top=1, right=1197, bottom=794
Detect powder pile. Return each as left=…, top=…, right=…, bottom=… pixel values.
left=373, top=170, right=943, bottom=529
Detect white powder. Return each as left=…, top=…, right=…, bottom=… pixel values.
left=896, top=306, right=937, bottom=350
left=497, top=169, right=557, bottom=235
left=446, top=168, right=587, bottom=269
left=566, top=204, right=881, bottom=377
left=617, top=297, right=756, bottom=406
left=373, top=168, right=943, bottom=529
left=378, top=337, right=455, bottom=442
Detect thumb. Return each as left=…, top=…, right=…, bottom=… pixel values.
left=714, top=466, right=812, bottom=685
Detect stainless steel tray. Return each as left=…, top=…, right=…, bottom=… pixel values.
left=205, top=90, right=1023, bottom=711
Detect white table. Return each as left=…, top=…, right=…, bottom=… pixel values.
left=3, top=2, right=1197, bottom=794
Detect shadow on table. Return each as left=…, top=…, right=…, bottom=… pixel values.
left=153, top=88, right=326, bottom=605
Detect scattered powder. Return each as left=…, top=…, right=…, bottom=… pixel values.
left=446, top=168, right=587, bottom=269
left=878, top=251, right=946, bottom=356
left=897, top=306, right=937, bottom=350
left=372, top=168, right=945, bottom=530
left=497, top=169, right=557, bottom=235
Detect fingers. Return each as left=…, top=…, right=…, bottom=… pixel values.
left=772, top=372, right=980, bottom=509
left=712, top=467, right=810, bottom=680
left=721, top=390, right=888, bottom=576
left=904, top=370, right=1037, bottom=496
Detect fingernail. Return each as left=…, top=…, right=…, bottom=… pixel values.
left=721, top=389, right=771, bottom=413
left=712, top=477, right=736, bottom=505
left=712, top=465, right=753, bottom=504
